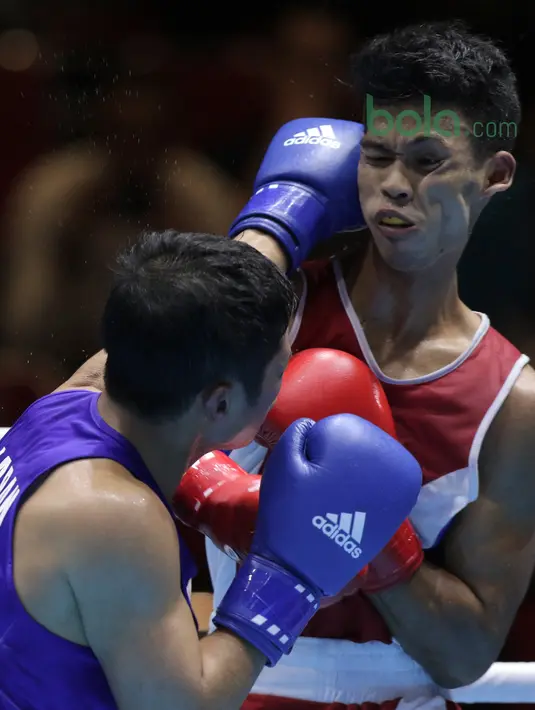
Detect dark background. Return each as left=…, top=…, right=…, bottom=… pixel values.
left=0, top=2, right=534, bottom=705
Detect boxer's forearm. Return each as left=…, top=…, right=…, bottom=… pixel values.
left=369, top=560, right=494, bottom=688
left=234, top=230, right=290, bottom=272
left=198, top=630, right=266, bottom=709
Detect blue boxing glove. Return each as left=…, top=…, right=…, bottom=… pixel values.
left=213, top=414, right=422, bottom=666
left=228, top=118, right=366, bottom=272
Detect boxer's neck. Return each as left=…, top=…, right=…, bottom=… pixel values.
left=97, top=392, right=204, bottom=502
left=347, top=242, right=475, bottom=352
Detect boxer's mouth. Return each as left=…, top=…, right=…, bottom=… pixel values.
left=375, top=210, right=415, bottom=229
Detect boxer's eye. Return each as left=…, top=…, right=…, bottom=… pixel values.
left=364, top=153, right=392, bottom=165
left=417, top=156, right=443, bottom=169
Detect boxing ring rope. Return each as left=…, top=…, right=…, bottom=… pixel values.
left=0, top=430, right=533, bottom=703
left=444, top=663, right=535, bottom=703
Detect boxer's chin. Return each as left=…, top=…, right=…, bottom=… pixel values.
left=222, top=426, right=258, bottom=452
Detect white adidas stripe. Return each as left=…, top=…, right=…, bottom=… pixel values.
left=318, top=124, right=336, bottom=139
left=324, top=511, right=366, bottom=542
left=292, top=125, right=337, bottom=140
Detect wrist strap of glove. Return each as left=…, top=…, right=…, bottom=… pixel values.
left=228, top=182, right=328, bottom=272
left=213, top=554, right=319, bottom=666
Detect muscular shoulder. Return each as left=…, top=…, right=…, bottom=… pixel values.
left=26, top=459, right=180, bottom=582
left=490, top=362, right=535, bottom=442
left=479, top=362, right=535, bottom=521
left=507, top=360, right=535, bottom=404
left=62, top=462, right=183, bottom=622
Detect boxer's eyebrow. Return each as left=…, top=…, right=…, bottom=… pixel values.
left=362, top=135, right=448, bottom=149
left=408, top=134, right=447, bottom=147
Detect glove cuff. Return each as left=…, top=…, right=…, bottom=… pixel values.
left=228, top=183, right=328, bottom=272
left=213, top=554, right=319, bottom=666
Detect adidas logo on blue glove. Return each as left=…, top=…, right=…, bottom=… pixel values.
left=283, top=124, right=341, bottom=149
left=313, top=511, right=366, bottom=559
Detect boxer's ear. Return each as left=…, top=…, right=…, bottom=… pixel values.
left=202, top=383, right=231, bottom=420
left=482, top=151, right=516, bottom=197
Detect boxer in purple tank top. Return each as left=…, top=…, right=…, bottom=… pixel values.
left=0, top=230, right=295, bottom=709
left=0, top=230, right=422, bottom=710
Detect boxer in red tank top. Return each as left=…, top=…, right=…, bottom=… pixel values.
left=219, top=20, right=535, bottom=710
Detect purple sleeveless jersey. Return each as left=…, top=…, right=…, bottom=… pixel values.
left=0, top=389, right=197, bottom=709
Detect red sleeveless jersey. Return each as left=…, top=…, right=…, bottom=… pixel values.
left=289, top=258, right=528, bottom=645
left=207, top=256, right=528, bottom=708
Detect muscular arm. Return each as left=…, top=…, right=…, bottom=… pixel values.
left=369, top=365, right=535, bottom=688
left=233, top=230, right=290, bottom=273
left=68, top=467, right=265, bottom=710
left=234, top=228, right=368, bottom=275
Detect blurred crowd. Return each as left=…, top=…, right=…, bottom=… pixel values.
left=0, top=1, right=534, bottom=702
left=0, top=1, right=365, bottom=410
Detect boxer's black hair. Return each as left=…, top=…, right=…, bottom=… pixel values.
left=102, top=230, right=296, bottom=421
left=351, top=21, right=520, bottom=156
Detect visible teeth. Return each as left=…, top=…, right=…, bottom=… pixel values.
left=381, top=216, right=409, bottom=226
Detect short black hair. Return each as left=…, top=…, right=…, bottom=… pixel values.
left=351, top=21, right=520, bottom=156
left=102, top=231, right=296, bottom=421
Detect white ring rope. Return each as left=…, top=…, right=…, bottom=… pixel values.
left=445, top=662, right=535, bottom=703
left=0, top=429, right=533, bottom=703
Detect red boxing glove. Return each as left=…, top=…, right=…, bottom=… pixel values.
left=255, top=348, right=422, bottom=597
left=358, top=519, right=423, bottom=592
left=327, top=520, right=423, bottom=605
left=173, top=451, right=258, bottom=559
left=256, top=348, right=396, bottom=448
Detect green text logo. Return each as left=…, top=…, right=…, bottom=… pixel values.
left=366, top=94, right=517, bottom=140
